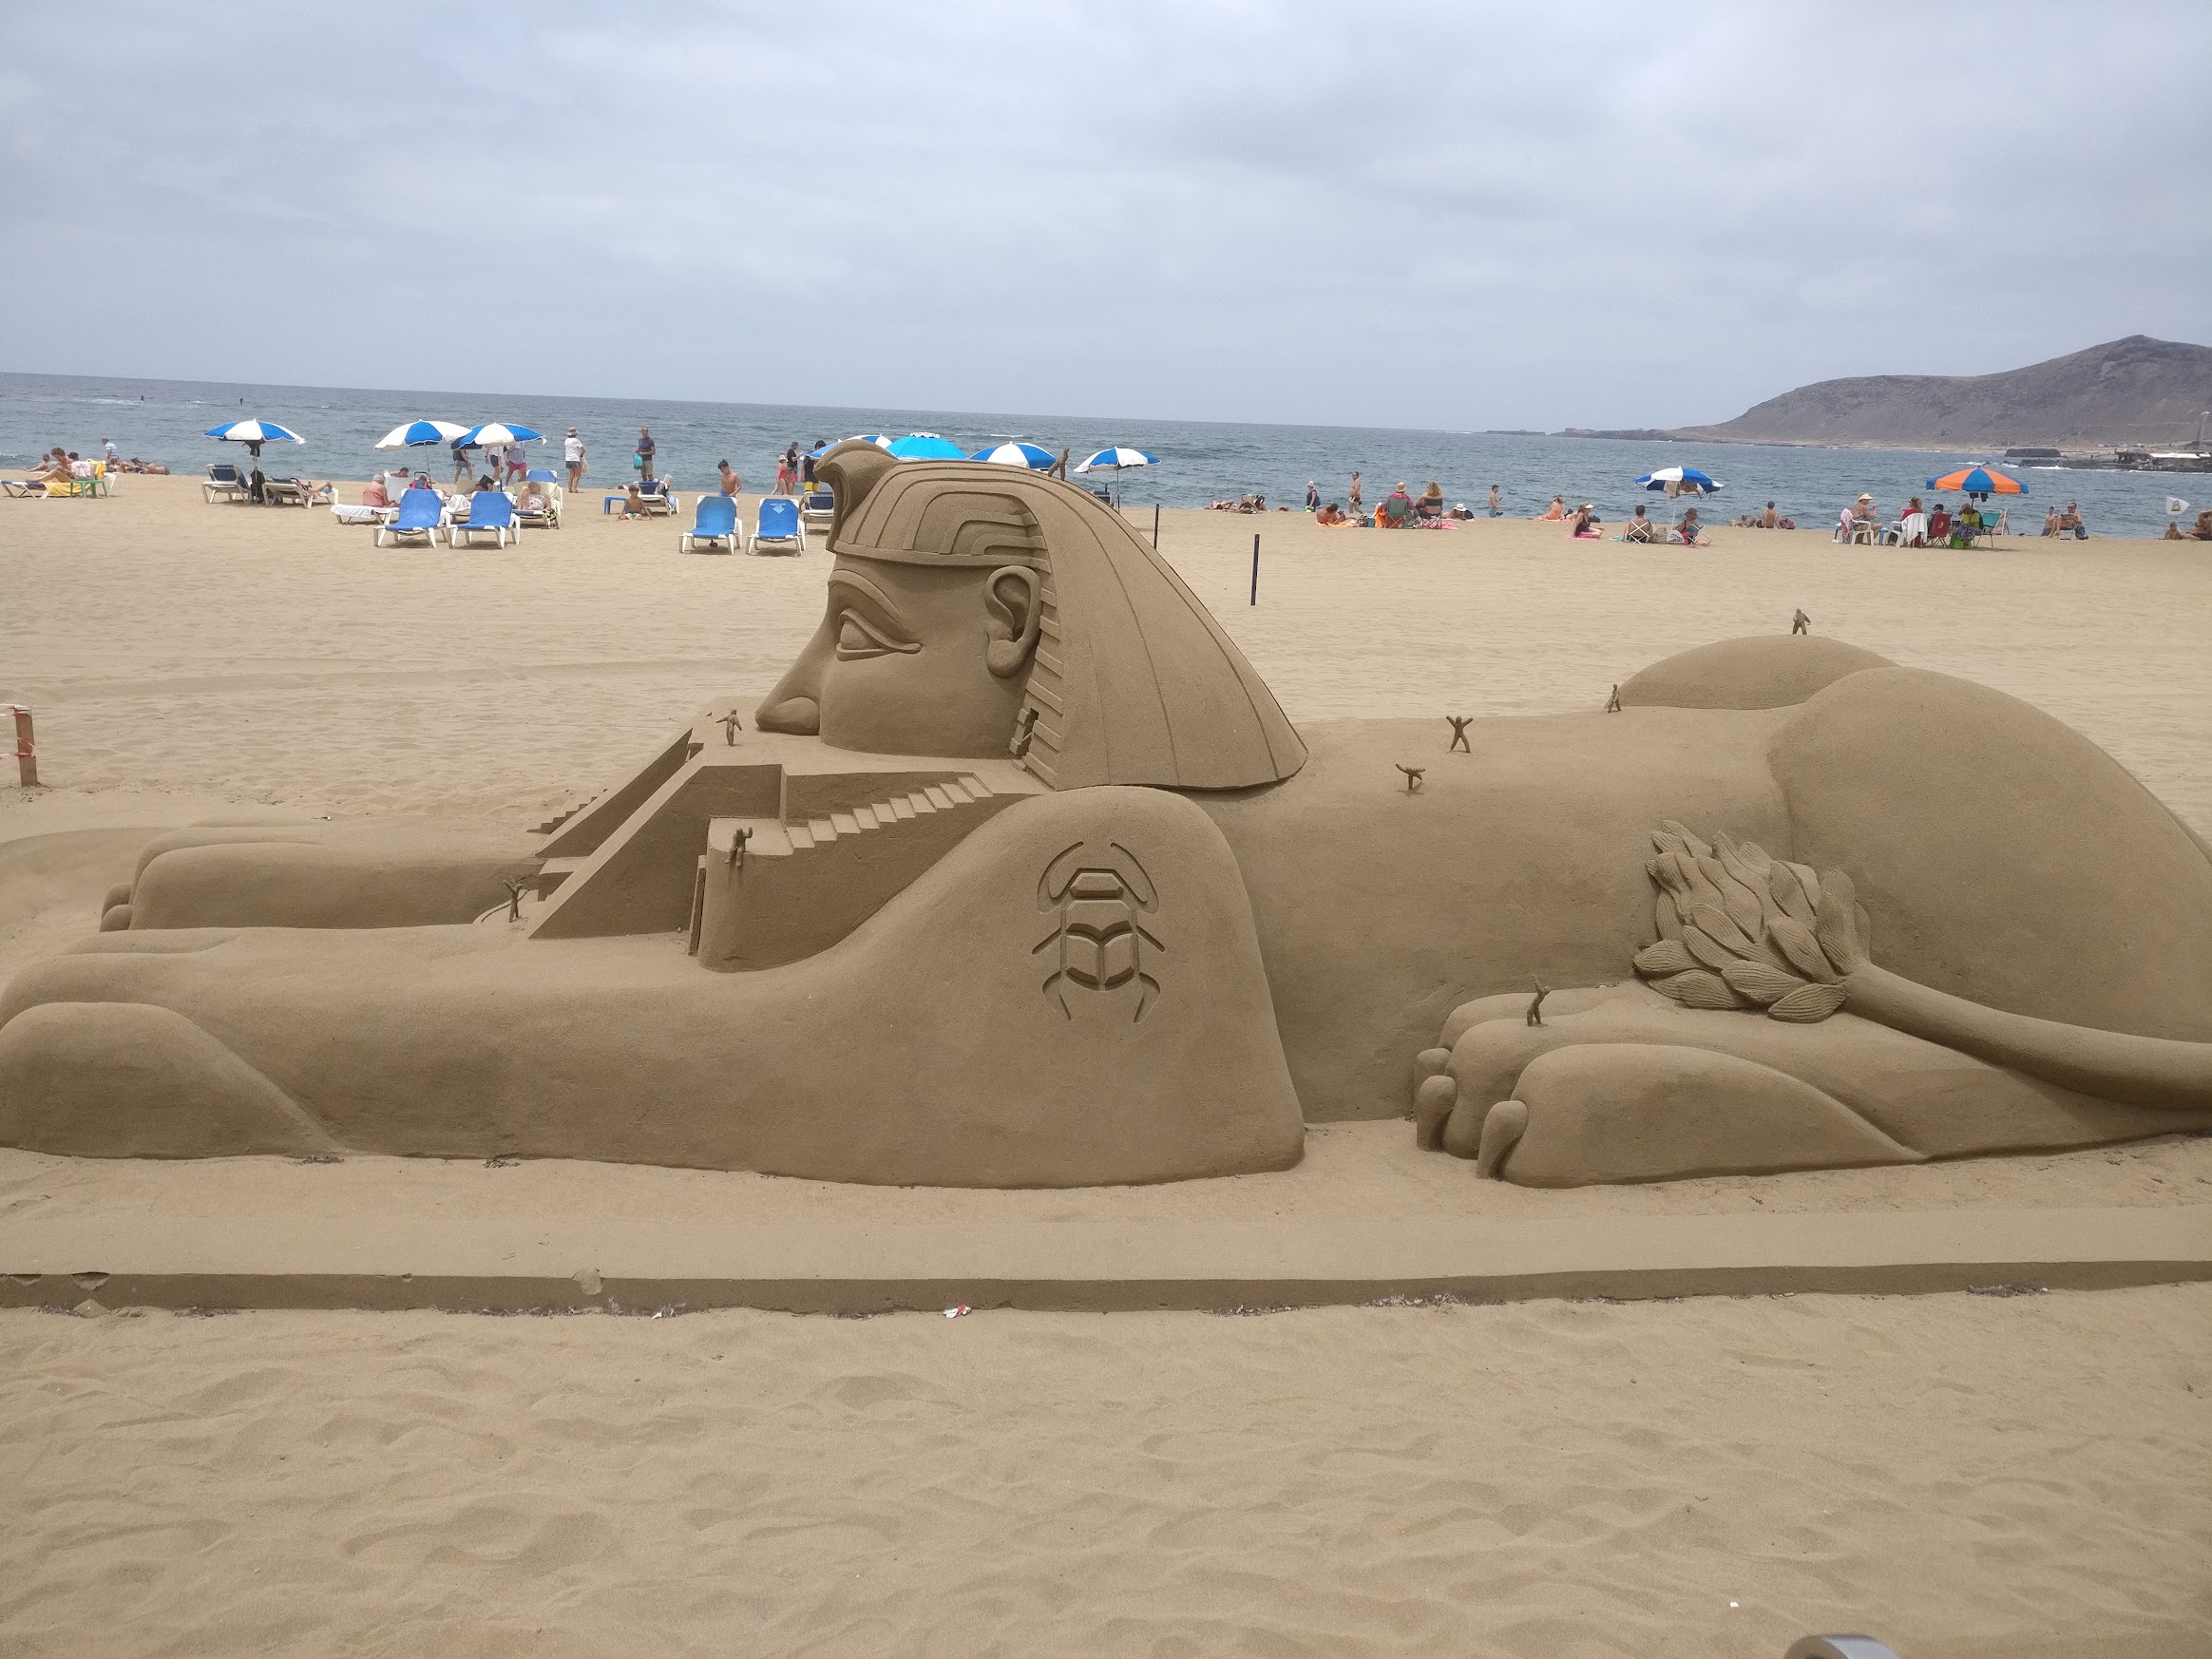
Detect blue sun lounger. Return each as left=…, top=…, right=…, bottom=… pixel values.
left=450, top=489, right=519, bottom=548
left=680, top=493, right=741, bottom=554
left=748, top=495, right=805, bottom=556
left=374, top=486, right=447, bottom=548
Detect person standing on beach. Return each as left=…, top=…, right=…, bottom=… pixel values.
left=451, top=438, right=474, bottom=486
left=564, top=428, right=585, bottom=489
left=717, top=459, right=742, bottom=496
left=636, top=428, right=657, bottom=483
left=801, top=442, right=825, bottom=489
left=1305, top=481, right=1319, bottom=512
left=1487, top=485, right=1500, bottom=517
left=102, top=437, right=117, bottom=467
left=1348, top=472, right=1363, bottom=514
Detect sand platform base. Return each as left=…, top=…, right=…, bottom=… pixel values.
left=4, top=1125, right=2207, bottom=1314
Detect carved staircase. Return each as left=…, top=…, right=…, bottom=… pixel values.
left=696, top=772, right=1026, bottom=971
left=493, top=708, right=1043, bottom=970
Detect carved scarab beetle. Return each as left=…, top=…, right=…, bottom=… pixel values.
left=1033, top=839, right=1164, bottom=1021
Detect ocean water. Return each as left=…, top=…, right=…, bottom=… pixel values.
left=0, top=371, right=2193, bottom=538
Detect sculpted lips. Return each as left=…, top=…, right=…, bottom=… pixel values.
left=827, top=572, right=920, bottom=661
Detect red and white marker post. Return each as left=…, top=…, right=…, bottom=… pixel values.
left=8, top=705, right=37, bottom=787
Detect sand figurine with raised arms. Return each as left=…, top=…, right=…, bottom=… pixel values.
left=5, top=442, right=2210, bottom=1185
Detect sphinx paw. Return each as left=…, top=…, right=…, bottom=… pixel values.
left=0, top=1001, right=341, bottom=1158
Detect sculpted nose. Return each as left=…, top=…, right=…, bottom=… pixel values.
left=754, top=695, right=820, bottom=735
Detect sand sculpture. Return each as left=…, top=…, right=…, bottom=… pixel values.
left=4, top=441, right=2209, bottom=1186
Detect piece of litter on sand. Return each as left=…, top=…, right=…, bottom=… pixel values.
left=944, top=1305, right=970, bottom=1318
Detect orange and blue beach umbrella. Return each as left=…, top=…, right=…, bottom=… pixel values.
left=1926, top=464, right=2026, bottom=496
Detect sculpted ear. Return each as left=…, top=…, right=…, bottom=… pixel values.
left=983, top=565, right=1042, bottom=678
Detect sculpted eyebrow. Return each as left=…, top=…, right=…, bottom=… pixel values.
left=826, top=571, right=907, bottom=630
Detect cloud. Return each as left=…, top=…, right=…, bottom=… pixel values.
left=6, top=0, right=2207, bottom=429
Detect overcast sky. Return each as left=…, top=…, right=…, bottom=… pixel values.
left=6, top=1, right=2206, bottom=430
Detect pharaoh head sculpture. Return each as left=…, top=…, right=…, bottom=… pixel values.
left=756, top=441, right=1306, bottom=791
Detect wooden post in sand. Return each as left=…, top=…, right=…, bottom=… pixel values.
left=1152, top=503, right=1159, bottom=549
left=9, top=705, right=36, bottom=787
left=1249, top=534, right=1260, bottom=606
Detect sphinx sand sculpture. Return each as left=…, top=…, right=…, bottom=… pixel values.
left=4, top=442, right=2208, bottom=1187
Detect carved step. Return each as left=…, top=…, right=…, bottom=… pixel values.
left=696, top=772, right=1028, bottom=971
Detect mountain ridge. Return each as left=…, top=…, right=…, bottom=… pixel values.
left=1666, top=335, right=2212, bottom=449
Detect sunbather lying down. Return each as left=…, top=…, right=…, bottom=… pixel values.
left=6, top=447, right=2208, bottom=1190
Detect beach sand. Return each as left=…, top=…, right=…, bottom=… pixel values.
left=3, top=476, right=2209, bottom=1655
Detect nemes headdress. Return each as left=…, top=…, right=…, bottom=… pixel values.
left=815, top=442, right=1305, bottom=791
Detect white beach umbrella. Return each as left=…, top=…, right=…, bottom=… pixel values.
left=970, top=442, right=1058, bottom=468
left=1072, top=446, right=1158, bottom=506
left=453, top=423, right=543, bottom=448
left=1072, top=447, right=1158, bottom=474
left=203, top=418, right=305, bottom=463
left=374, top=419, right=469, bottom=449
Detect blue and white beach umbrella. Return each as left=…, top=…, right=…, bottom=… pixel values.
left=808, top=434, right=892, bottom=457
left=1635, top=466, right=1723, bottom=493
left=204, top=418, right=304, bottom=447
left=970, top=441, right=1058, bottom=469
left=454, top=423, right=543, bottom=448
left=885, top=432, right=969, bottom=461
left=1072, top=447, right=1158, bottom=474
left=373, top=419, right=468, bottom=450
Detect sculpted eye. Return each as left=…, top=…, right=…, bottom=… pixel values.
left=834, top=608, right=918, bottom=660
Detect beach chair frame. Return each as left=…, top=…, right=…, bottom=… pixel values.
left=450, top=490, right=520, bottom=549
left=680, top=494, right=742, bottom=555
left=514, top=478, right=563, bottom=531
left=374, top=488, right=448, bottom=548
left=202, top=463, right=251, bottom=504
left=747, top=497, right=806, bottom=556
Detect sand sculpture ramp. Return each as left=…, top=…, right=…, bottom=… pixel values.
left=514, top=708, right=1045, bottom=966
left=696, top=770, right=1040, bottom=970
